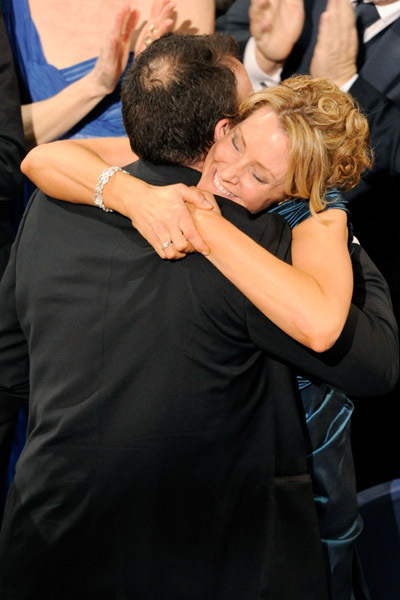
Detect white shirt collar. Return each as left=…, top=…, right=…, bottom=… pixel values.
left=353, top=0, right=400, bottom=41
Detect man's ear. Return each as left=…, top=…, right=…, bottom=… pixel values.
left=214, top=118, right=230, bottom=142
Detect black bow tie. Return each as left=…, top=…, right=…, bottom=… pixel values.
left=356, top=2, right=380, bottom=30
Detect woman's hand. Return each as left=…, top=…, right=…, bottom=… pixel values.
left=90, top=5, right=139, bottom=96
left=310, top=0, right=358, bottom=88
left=119, top=181, right=217, bottom=259
left=134, top=0, right=176, bottom=56
left=250, top=0, right=305, bottom=73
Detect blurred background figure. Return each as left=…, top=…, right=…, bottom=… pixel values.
left=0, top=6, right=25, bottom=273
left=1, top=0, right=214, bottom=152
left=217, top=0, right=400, bottom=493
left=216, top=0, right=236, bottom=18
left=0, top=0, right=215, bottom=213
left=0, top=6, right=26, bottom=515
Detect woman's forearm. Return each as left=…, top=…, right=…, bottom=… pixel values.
left=24, top=141, right=114, bottom=202
left=22, top=140, right=353, bottom=350
left=174, top=0, right=215, bottom=33
left=191, top=207, right=352, bottom=352
left=21, top=71, right=114, bottom=147
left=21, top=140, right=211, bottom=256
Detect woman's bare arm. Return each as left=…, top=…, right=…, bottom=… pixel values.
left=22, top=138, right=352, bottom=351
left=187, top=204, right=352, bottom=352
left=21, top=139, right=212, bottom=256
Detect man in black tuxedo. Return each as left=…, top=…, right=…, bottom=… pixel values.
left=0, top=33, right=397, bottom=599
left=217, top=0, right=400, bottom=491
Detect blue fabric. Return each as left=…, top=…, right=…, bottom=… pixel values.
left=269, top=192, right=360, bottom=600
left=269, top=188, right=354, bottom=251
left=302, top=385, right=361, bottom=600
left=357, top=479, right=400, bottom=599
left=1, top=404, right=28, bottom=513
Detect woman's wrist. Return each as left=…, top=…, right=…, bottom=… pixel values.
left=101, top=170, right=151, bottom=220
left=254, top=46, right=285, bottom=78
left=82, top=69, right=113, bottom=102
left=188, top=207, right=224, bottom=251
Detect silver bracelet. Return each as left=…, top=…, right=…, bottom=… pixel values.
left=93, top=166, right=128, bottom=212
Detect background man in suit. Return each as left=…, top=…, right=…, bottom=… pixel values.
left=0, top=33, right=397, bottom=599
left=217, top=0, right=400, bottom=492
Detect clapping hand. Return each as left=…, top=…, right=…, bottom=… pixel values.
left=310, top=0, right=358, bottom=87
left=123, top=182, right=216, bottom=259
left=92, top=5, right=139, bottom=96
left=91, top=0, right=176, bottom=98
left=249, top=0, right=305, bottom=74
left=134, top=0, right=176, bottom=56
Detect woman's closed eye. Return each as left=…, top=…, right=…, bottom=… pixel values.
left=252, top=171, right=267, bottom=184
left=231, top=134, right=240, bottom=152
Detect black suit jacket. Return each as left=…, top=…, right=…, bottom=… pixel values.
left=0, top=161, right=397, bottom=599
left=0, top=7, right=26, bottom=275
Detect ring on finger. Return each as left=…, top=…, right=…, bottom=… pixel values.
left=161, top=240, right=173, bottom=250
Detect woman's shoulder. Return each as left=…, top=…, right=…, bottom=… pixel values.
left=268, top=199, right=311, bottom=230
left=268, top=189, right=351, bottom=230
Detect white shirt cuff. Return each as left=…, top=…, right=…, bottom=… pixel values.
left=243, top=37, right=283, bottom=91
left=341, top=74, right=359, bottom=93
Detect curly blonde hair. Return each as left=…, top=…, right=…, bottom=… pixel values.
left=234, top=75, right=373, bottom=216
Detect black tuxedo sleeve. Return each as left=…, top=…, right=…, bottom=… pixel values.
left=0, top=9, right=26, bottom=204
left=246, top=242, right=399, bottom=397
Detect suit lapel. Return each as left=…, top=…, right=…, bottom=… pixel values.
left=360, top=18, right=400, bottom=106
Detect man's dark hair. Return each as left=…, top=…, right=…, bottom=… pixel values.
left=121, top=33, right=240, bottom=166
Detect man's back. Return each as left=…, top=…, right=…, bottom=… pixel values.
left=0, top=162, right=329, bottom=599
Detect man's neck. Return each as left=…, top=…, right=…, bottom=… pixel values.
left=183, top=159, right=204, bottom=173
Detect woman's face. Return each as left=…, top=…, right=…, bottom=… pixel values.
left=198, top=108, right=290, bottom=213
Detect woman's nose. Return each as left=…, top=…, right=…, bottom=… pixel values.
left=220, top=162, right=239, bottom=185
